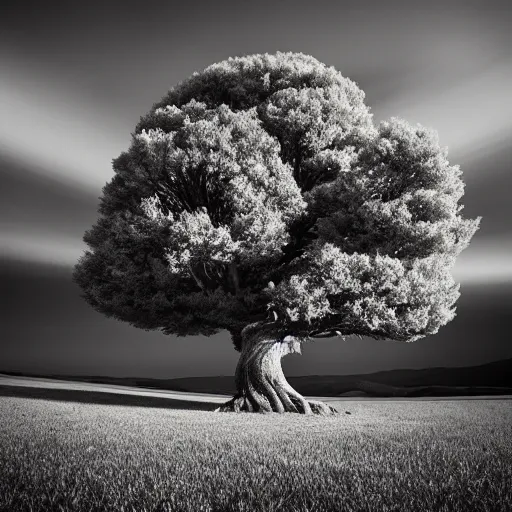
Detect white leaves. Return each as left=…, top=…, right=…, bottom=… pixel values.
left=267, top=241, right=461, bottom=340
left=164, top=209, right=239, bottom=274
left=262, top=72, right=271, bottom=90
left=140, top=195, right=173, bottom=223
left=266, top=275, right=331, bottom=323
left=260, top=85, right=374, bottom=157
left=359, top=118, right=466, bottom=201
left=136, top=101, right=306, bottom=272
left=231, top=208, right=289, bottom=261
left=306, top=115, right=480, bottom=262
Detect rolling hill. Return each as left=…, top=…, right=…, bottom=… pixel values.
left=2, top=358, right=512, bottom=397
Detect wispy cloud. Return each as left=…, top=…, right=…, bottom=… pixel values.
left=373, top=63, right=512, bottom=170
left=0, top=60, right=129, bottom=192
left=452, top=237, right=512, bottom=284
left=0, top=231, right=85, bottom=267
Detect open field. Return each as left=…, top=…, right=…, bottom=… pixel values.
left=1, top=381, right=511, bottom=512
left=0, top=386, right=512, bottom=512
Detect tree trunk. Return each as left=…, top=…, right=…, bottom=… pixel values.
left=216, top=322, right=337, bottom=415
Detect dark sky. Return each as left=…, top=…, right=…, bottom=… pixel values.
left=1, top=0, right=511, bottom=377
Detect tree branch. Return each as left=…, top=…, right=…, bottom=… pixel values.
left=188, top=263, right=207, bottom=293
left=229, top=261, right=241, bottom=296
left=309, top=330, right=342, bottom=339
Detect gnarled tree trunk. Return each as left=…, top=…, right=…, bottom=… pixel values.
left=216, top=322, right=337, bottom=415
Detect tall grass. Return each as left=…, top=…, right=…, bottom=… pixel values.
left=1, top=397, right=511, bottom=511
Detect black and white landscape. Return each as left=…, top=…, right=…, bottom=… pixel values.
left=1, top=0, right=511, bottom=511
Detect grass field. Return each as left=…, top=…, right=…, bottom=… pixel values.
left=1, top=391, right=511, bottom=512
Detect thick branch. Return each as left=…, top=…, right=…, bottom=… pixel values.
left=188, top=263, right=207, bottom=292
left=229, top=261, right=241, bottom=296
left=306, top=319, right=419, bottom=342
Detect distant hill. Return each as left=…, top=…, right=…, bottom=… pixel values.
left=2, top=358, right=512, bottom=397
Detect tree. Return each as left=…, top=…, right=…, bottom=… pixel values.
left=73, top=52, right=480, bottom=415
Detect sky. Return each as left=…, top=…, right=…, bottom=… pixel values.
left=1, top=0, right=511, bottom=378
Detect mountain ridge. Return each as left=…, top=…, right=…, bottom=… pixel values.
left=2, top=357, right=511, bottom=397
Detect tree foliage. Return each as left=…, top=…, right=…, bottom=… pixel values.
left=74, top=52, right=480, bottom=350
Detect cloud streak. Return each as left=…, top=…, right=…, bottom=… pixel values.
left=0, top=60, right=128, bottom=191
left=1, top=231, right=85, bottom=267
left=374, top=63, right=512, bottom=168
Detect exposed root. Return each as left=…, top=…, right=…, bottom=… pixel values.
left=214, top=322, right=337, bottom=416
left=215, top=394, right=337, bottom=415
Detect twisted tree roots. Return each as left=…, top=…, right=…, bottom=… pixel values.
left=216, top=323, right=337, bottom=415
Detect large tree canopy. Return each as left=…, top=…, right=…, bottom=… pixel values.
left=74, top=52, right=479, bottom=353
